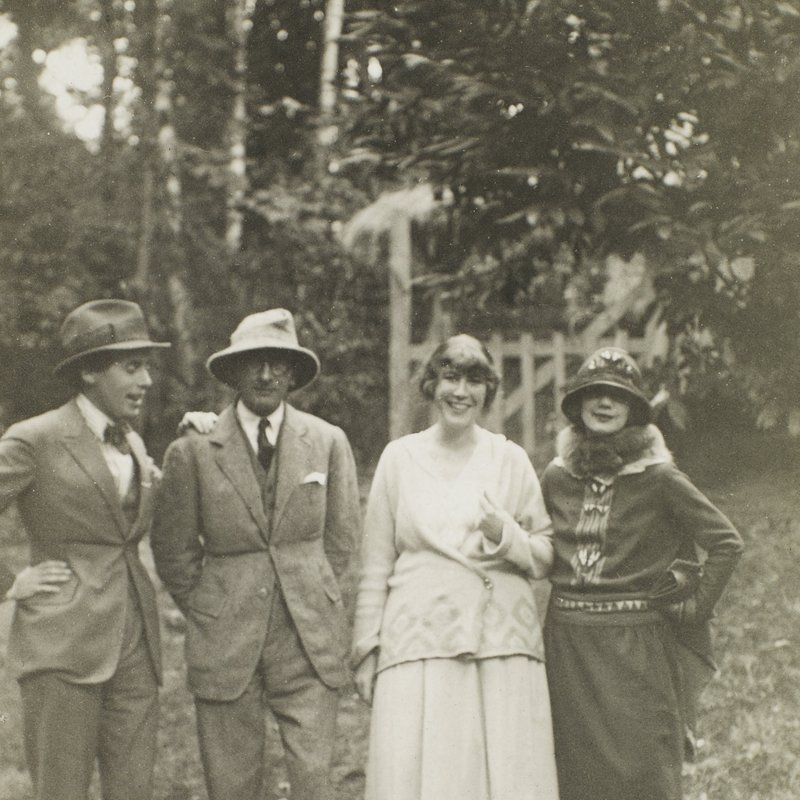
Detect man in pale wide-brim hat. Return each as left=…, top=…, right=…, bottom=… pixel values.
left=0, top=298, right=169, bottom=800
left=152, top=308, right=361, bottom=800
left=205, top=306, right=321, bottom=390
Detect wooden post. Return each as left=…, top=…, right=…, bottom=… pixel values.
left=389, top=217, right=412, bottom=440
left=486, top=333, right=504, bottom=433
left=429, top=291, right=453, bottom=341
left=552, top=331, right=566, bottom=423
left=520, top=333, right=536, bottom=456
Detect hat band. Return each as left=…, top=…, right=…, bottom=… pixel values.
left=228, top=333, right=298, bottom=351
left=63, top=320, right=152, bottom=358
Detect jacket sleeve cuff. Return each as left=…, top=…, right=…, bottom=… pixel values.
left=351, top=636, right=380, bottom=669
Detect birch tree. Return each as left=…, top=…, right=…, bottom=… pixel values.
left=132, top=0, right=198, bottom=389
left=224, top=0, right=256, bottom=254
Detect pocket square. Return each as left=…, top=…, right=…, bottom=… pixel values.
left=302, top=472, right=327, bottom=486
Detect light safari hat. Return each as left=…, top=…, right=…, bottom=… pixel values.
left=206, top=308, right=320, bottom=390
left=55, top=299, right=170, bottom=374
left=561, top=347, right=652, bottom=426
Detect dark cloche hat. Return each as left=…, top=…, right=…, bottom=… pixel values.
left=55, top=299, right=170, bottom=374
left=206, top=308, right=320, bottom=391
left=561, top=347, right=652, bottom=426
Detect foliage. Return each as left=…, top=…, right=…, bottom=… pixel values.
left=0, top=108, right=144, bottom=422
left=1, top=0, right=798, bottom=447
left=338, top=0, right=800, bottom=431
left=0, top=0, right=386, bottom=461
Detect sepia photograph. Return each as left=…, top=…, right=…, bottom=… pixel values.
left=0, top=1, right=798, bottom=799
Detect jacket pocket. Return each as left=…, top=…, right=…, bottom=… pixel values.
left=187, top=588, right=226, bottom=618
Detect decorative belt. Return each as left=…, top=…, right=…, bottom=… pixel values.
left=553, top=595, right=650, bottom=613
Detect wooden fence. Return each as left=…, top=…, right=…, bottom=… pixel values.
left=345, top=202, right=663, bottom=455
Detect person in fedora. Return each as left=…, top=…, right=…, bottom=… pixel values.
left=0, top=299, right=169, bottom=800
left=539, top=347, right=743, bottom=800
left=151, top=308, right=361, bottom=800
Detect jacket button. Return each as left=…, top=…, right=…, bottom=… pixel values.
left=483, top=577, right=493, bottom=589
left=257, top=587, right=268, bottom=598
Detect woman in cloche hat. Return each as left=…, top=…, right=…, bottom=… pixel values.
left=539, top=347, right=744, bottom=800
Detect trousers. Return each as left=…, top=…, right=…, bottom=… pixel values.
left=18, top=585, right=159, bottom=800
left=194, top=589, right=339, bottom=800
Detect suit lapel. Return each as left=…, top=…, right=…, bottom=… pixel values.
left=128, top=432, right=154, bottom=541
left=59, top=400, right=128, bottom=536
left=211, top=406, right=271, bottom=535
left=273, top=405, right=311, bottom=532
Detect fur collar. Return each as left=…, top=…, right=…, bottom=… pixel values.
left=553, top=424, right=672, bottom=480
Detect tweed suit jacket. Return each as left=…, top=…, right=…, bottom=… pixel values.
left=0, top=400, right=162, bottom=683
left=151, top=403, right=360, bottom=700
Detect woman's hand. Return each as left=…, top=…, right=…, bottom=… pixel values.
left=177, top=411, right=219, bottom=435
left=6, top=561, right=73, bottom=601
left=478, top=491, right=505, bottom=544
left=354, top=651, right=379, bottom=705
left=662, top=596, right=698, bottom=626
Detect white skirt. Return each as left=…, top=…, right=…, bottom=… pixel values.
left=364, top=655, right=559, bottom=800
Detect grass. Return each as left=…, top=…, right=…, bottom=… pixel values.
left=679, top=437, right=800, bottom=800
left=1, top=433, right=798, bottom=799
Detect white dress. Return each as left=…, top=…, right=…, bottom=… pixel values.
left=354, top=428, right=560, bottom=800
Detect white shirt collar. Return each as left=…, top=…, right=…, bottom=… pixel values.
left=76, top=394, right=117, bottom=441
left=76, top=394, right=134, bottom=497
left=236, top=399, right=284, bottom=449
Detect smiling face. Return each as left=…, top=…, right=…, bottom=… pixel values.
left=580, top=386, right=631, bottom=435
left=434, top=367, right=488, bottom=433
left=81, top=350, right=154, bottom=423
left=234, top=350, right=294, bottom=417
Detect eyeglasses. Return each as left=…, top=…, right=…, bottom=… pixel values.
left=242, top=356, right=293, bottom=379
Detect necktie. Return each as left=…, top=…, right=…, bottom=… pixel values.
left=104, top=422, right=132, bottom=455
left=257, top=418, right=274, bottom=472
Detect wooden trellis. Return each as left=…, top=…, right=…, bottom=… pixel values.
left=341, top=189, right=663, bottom=455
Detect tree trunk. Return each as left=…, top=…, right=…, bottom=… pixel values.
left=95, top=0, right=118, bottom=162
left=11, top=9, right=51, bottom=129
left=224, top=0, right=256, bottom=255
left=132, top=0, right=197, bottom=390
left=132, top=0, right=157, bottom=290
left=316, top=0, right=345, bottom=168
left=319, top=0, right=344, bottom=116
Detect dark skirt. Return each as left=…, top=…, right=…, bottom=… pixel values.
left=544, top=603, right=684, bottom=800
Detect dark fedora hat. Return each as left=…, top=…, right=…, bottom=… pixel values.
left=54, top=299, right=170, bottom=374
left=206, top=308, right=320, bottom=390
left=562, top=347, right=652, bottom=426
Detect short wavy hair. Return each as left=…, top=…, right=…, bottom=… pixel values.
left=419, top=334, right=500, bottom=410
left=61, top=350, right=126, bottom=394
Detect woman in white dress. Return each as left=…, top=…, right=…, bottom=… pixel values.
left=352, top=334, right=559, bottom=800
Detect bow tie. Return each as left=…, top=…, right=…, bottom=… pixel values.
left=104, top=423, right=132, bottom=455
